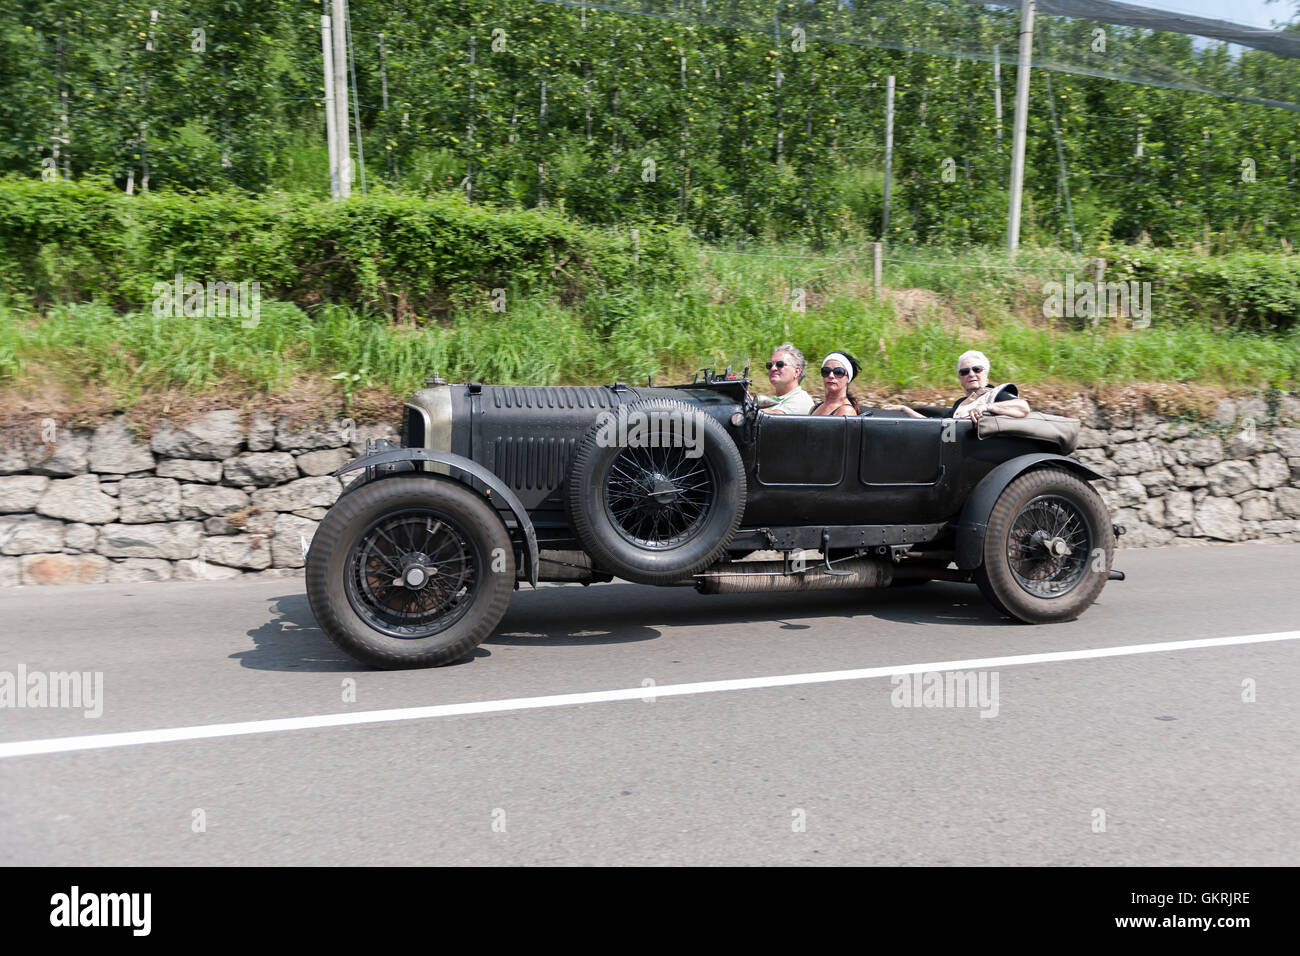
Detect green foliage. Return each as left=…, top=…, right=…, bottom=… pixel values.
left=1107, top=246, right=1300, bottom=331
left=3, top=238, right=1295, bottom=404
left=0, top=178, right=691, bottom=318
left=5, top=1, right=1300, bottom=249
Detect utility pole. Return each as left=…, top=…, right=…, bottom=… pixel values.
left=882, top=75, right=895, bottom=241
left=332, top=0, right=352, bottom=197
left=1006, top=0, right=1035, bottom=254
left=322, top=13, right=340, bottom=198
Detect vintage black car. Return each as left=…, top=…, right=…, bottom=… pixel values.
left=306, top=366, right=1121, bottom=668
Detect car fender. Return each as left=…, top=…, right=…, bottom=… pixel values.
left=336, top=448, right=540, bottom=587
left=954, top=454, right=1113, bottom=570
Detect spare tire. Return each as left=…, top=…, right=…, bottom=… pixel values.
left=565, top=398, right=746, bottom=585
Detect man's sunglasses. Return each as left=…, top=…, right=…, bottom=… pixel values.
left=765, top=361, right=792, bottom=371
left=821, top=366, right=849, bottom=378
left=958, top=366, right=985, bottom=377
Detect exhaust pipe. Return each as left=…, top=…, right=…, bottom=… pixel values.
left=694, top=559, right=893, bottom=594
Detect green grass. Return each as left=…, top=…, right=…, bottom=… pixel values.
left=3, top=283, right=1295, bottom=409
left=2, top=236, right=1295, bottom=408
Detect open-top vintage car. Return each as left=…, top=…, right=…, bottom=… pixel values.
left=306, top=364, right=1123, bottom=668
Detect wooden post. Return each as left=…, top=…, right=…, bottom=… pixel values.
left=873, top=242, right=883, bottom=298
left=1094, top=257, right=1107, bottom=329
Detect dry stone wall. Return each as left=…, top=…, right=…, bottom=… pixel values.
left=1, top=397, right=1298, bottom=586
left=1063, top=395, right=1300, bottom=549
left=0, top=411, right=395, bottom=586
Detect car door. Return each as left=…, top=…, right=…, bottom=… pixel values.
left=853, top=413, right=955, bottom=521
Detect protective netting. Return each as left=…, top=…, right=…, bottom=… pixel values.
left=533, top=0, right=1300, bottom=109
left=5, top=0, right=1298, bottom=246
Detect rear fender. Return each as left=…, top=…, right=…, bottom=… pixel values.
left=336, top=449, right=539, bottom=587
left=955, top=454, right=1112, bottom=570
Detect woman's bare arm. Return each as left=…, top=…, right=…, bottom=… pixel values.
left=880, top=404, right=925, bottom=418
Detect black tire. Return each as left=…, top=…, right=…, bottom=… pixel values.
left=565, top=398, right=746, bottom=585
left=306, top=476, right=515, bottom=668
left=975, top=569, right=1013, bottom=617
left=979, top=468, right=1114, bottom=623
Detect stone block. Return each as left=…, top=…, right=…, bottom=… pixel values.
left=36, top=475, right=118, bottom=524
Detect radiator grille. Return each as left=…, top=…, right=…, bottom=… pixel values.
left=402, top=405, right=425, bottom=449
left=493, top=436, right=578, bottom=490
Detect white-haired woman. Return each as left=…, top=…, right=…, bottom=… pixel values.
left=882, top=350, right=1030, bottom=420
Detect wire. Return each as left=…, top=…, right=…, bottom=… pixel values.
left=699, top=247, right=1085, bottom=272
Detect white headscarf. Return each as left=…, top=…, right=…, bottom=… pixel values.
left=821, top=352, right=855, bottom=383
left=956, top=350, right=990, bottom=376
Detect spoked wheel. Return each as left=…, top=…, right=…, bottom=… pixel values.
left=566, top=398, right=746, bottom=584
left=1005, top=495, right=1091, bottom=598
left=307, top=477, right=515, bottom=668
left=977, top=468, right=1113, bottom=623
left=344, top=510, right=479, bottom=639
left=605, top=444, right=714, bottom=550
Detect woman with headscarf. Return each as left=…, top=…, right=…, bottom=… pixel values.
left=809, top=351, right=863, bottom=416
left=882, top=349, right=1030, bottom=420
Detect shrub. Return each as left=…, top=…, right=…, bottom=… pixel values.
left=0, top=178, right=692, bottom=320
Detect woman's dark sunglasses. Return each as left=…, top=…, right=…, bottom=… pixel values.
left=958, top=365, right=985, bottom=376
left=765, top=361, right=791, bottom=370
left=821, top=366, right=849, bottom=378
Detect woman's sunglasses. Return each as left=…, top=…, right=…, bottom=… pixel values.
left=958, top=366, right=985, bottom=377
left=821, top=366, right=849, bottom=378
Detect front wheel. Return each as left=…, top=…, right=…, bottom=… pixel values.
left=306, top=476, right=515, bottom=668
left=978, top=468, right=1113, bottom=624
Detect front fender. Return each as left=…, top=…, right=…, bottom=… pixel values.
left=336, top=448, right=540, bottom=587
left=955, top=454, right=1112, bottom=570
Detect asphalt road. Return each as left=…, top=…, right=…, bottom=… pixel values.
left=1, top=541, right=1297, bottom=866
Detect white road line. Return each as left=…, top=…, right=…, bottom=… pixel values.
left=1, top=630, right=1297, bottom=759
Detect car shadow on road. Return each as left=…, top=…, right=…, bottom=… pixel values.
left=488, top=602, right=662, bottom=647
left=487, top=579, right=1013, bottom=643
left=231, top=591, right=491, bottom=672
left=234, top=579, right=1012, bottom=671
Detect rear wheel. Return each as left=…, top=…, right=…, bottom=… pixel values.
left=306, top=477, right=515, bottom=668
left=979, top=468, right=1113, bottom=623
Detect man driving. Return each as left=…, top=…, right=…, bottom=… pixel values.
left=757, top=343, right=815, bottom=414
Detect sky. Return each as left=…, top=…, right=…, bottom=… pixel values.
left=1111, top=0, right=1295, bottom=29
